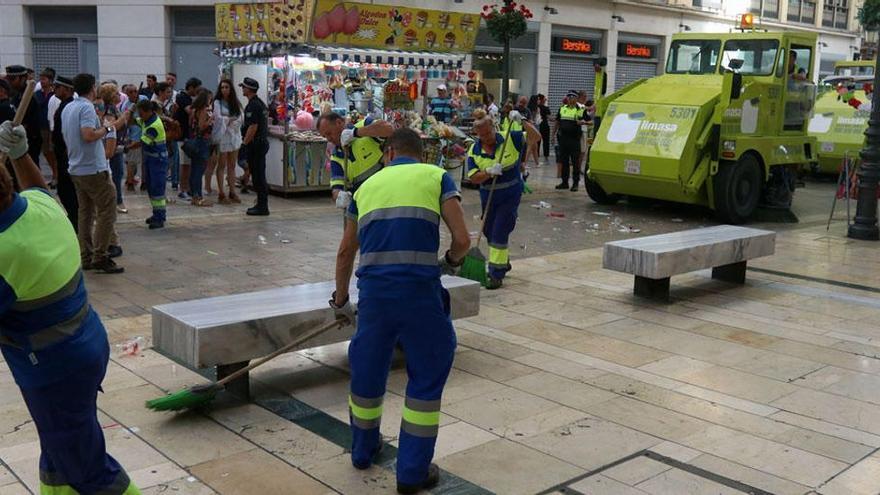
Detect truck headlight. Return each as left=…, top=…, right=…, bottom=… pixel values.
left=722, top=140, right=736, bottom=152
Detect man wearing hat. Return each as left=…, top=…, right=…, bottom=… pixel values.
left=52, top=76, right=79, bottom=230
left=429, top=84, right=456, bottom=124
left=5, top=65, right=42, bottom=163
left=553, top=91, right=589, bottom=192
left=239, top=77, right=270, bottom=216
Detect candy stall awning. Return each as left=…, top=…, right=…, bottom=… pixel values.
left=314, top=47, right=464, bottom=68
left=219, top=42, right=302, bottom=58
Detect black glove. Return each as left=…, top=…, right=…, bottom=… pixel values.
left=438, top=250, right=463, bottom=276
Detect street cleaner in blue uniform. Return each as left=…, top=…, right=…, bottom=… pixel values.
left=467, top=111, right=526, bottom=289
left=0, top=121, right=140, bottom=494
left=330, top=128, right=470, bottom=494
left=317, top=112, right=393, bottom=210
left=124, top=100, right=168, bottom=229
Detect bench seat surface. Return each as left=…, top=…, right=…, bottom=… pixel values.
left=152, top=276, right=480, bottom=368
left=603, top=225, right=775, bottom=279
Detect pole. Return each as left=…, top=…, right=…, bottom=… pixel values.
left=501, top=0, right=512, bottom=103
left=847, top=51, right=880, bottom=240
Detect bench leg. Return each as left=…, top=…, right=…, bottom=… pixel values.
left=217, top=361, right=250, bottom=399
left=634, top=276, right=670, bottom=302
left=712, top=261, right=747, bottom=284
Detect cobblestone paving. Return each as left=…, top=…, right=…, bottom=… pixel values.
left=2, top=165, right=876, bottom=495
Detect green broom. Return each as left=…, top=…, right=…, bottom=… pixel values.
left=146, top=318, right=345, bottom=412
left=459, top=125, right=515, bottom=287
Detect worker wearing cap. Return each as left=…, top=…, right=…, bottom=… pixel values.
left=317, top=112, right=394, bottom=209
left=554, top=92, right=588, bottom=192
left=5, top=65, right=42, bottom=163
left=124, top=99, right=168, bottom=229
left=51, top=76, right=78, bottom=230
left=0, top=121, right=141, bottom=495
left=239, top=77, right=271, bottom=216
left=466, top=112, right=525, bottom=290
left=330, top=127, right=470, bottom=494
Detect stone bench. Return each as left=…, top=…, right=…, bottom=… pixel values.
left=152, top=276, right=480, bottom=397
left=602, top=225, right=776, bottom=302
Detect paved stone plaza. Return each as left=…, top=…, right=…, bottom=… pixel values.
left=2, top=168, right=880, bottom=495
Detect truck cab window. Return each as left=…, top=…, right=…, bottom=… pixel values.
left=666, top=40, right=721, bottom=74
left=721, top=39, right=780, bottom=76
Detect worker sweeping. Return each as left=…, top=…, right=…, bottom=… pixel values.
left=0, top=121, right=140, bottom=494
left=317, top=112, right=393, bottom=210
left=466, top=111, right=526, bottom=289
left=330, top=128, right=470, bottom=494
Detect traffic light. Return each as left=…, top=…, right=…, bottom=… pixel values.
left=740, top=13, right=754, bottom=30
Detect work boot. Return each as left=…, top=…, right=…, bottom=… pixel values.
left=486, top=277, right=503, bottom=290
left=570, top=184, right=579, bottom=192
left=108, top=245, right=123, bottom=258
left=397, top=464, right=440, bottom=494
left=149, top=221, right=165, bottom=230
left=92, top=258, right=125, bottom=274
left=246, top=206, right=270, bottom=216
left=555, top=182, right=569, bottom=190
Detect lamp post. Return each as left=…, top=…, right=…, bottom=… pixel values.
left=501, top=0, right=513, bottom=102
left=849, top=30, right=880, bottom=240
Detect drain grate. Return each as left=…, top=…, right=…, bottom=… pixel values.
left=538, top=450, right=775, bottom=495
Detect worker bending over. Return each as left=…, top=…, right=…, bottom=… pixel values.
left=330, top=128, right=470, bottom=494
left=467, top=111, right=526, bottom=289
left=0, top=121, right=140, bottom=494
left=317, top=112, right=393, bottom=209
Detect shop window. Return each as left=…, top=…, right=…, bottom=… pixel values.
left=31, top=6, right=97, bottom=35
left=787, top=0, right=816, bottom=24
left=172, top=7, right=216, bottom=38
left=749, top=0, right=779, bottom=19
left=30, top=7, right=97, bottom=74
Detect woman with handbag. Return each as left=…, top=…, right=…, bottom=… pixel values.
left=186, top=89, right=214, bottom=207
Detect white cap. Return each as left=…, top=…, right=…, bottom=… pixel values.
left=437, top=84, right=447, bottom=91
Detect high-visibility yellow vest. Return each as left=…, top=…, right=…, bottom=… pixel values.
left=330, top=119, right=384, bottom=191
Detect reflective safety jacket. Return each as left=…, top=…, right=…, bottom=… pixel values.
left=0, top=189, right=107, bottom=389
left=466, top=132, right=524, bottom=192
left=138, top=114, right=167, bottom=158
left=330, top=118, right=384, bottom=192
left=346, top=157, right=460, bottom=293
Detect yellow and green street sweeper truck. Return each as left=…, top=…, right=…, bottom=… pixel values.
left=809, top=60, right=874, bottom=175
left=586, top=31, right=818, bottom=223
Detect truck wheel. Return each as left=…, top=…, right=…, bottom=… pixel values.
left=714, top=155, right=762, bottom=224
left=586, top=178, right=620, bottom=205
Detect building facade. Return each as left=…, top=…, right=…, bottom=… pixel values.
left=0, top=0, right=862, bottom=104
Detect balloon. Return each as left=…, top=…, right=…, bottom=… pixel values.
left=343, top=7, right=360, bottom=35
left=313, top=14, right=331, bottom=39
left=328, top=4, right=347, bottom=34
left=295, top=110, right=315, bottom=130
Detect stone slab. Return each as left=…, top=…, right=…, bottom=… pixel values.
left=603, top=226, right=776, bottom=279
left=152, top=276, right=480, bottom=369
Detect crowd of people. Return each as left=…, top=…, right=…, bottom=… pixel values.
left=1, top=66, right=272, bottom=275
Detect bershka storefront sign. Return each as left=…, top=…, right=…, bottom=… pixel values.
left=552, top=36, right=596, bottom=55
left=618, top=42, right=656, bottom=59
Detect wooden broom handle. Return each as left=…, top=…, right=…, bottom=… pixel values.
left=474, top=124, right=515, bottom=248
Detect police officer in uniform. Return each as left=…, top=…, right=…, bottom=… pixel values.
left=317, top=112, right=393, bottom=209
left=554, top=92, right=588, bottom=191
left=239, top=77, right=270, bottom=216
left=0, top=121, right=141, bottom=495
left=330, top=128, right=470, bottom=494
left=466, top=112, right=526, bottom=290
left=5, top=65, right=42, bottom=163
left=51, top=76, right=78, bottom=231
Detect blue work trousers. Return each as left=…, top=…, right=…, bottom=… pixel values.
left=348, top=286, right=456, bottom=486
left=145, top=150, right=168, bottom=223
left=18, top=331, right=133, bottom=494
left=480, top=186, right=522, bottom=280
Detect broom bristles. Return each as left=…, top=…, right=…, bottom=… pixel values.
left=145, top=384, right=221, bottom=412
left=459, top=248, right=488, bottom=287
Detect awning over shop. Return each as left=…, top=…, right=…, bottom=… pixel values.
left=314, top=47, right=465, bottom=68
left=220, top=42, right=300, bottom=58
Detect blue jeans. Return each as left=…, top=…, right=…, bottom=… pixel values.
left=109, top=153, right=124, bottom=205
left=169, top=142, right=180, bottom=188
left=188, top=137, right=210, bottom=198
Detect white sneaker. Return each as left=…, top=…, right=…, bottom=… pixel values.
left=117, top=204, right=129, bottom=214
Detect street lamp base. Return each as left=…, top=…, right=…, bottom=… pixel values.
left=847, top=223, right=880, bottom=240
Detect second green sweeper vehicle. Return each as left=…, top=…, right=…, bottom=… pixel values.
left=586, top=30, right=818, bottom=223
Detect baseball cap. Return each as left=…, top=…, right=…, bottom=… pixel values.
left=437, top=84, right=447, bottom=91
left=239, top=77, right=259, bottom=91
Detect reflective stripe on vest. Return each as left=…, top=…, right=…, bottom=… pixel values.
left=139, top=115, right=166, bottom=146
left=467, top=135, right=520, bottom=175
left=333, top=119, right=384, bottom=190
left=0, top=191, right=80, bottom=304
